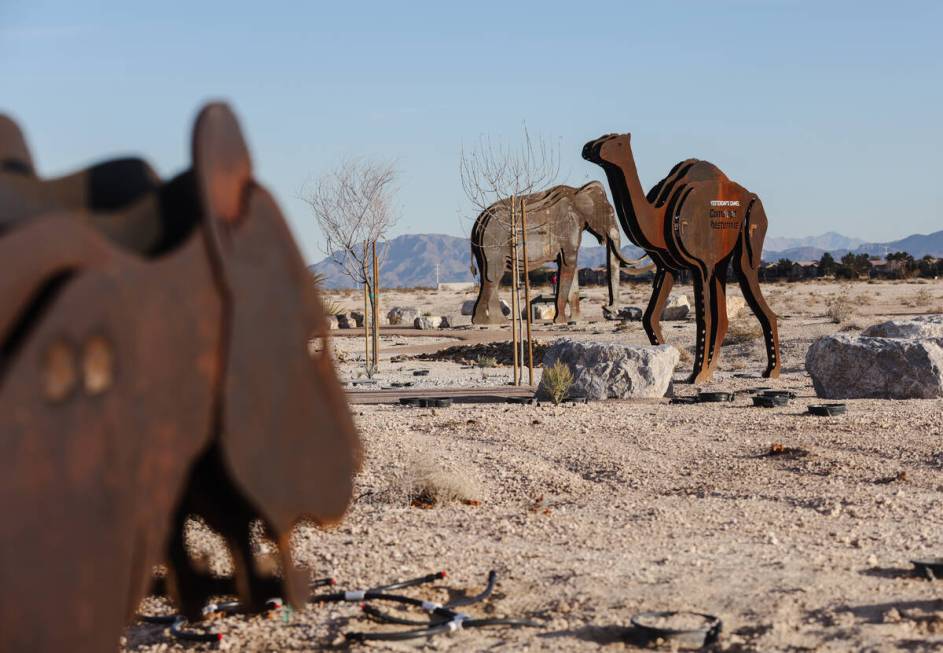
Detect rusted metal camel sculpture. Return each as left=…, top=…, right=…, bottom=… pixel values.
left=470, top=181, right=642, bottom=324
left=0, top=104, right=361, bottom=653
left=582, top=133, right=780, bottom=382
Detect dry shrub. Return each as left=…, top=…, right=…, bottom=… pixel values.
left=542, top=360, right=573, bottom=405
left=674, top=347, right=693, bottom=369
left=825, top=291, right=854, bottom=324
left=914, top=288, right=933, bottom=306
left=477, top=355, right=498, bottom=368
left=724, top=319, right=762, bottom=345
left=403, top=458, right=483, bottom=508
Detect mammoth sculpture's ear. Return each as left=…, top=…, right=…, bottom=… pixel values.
left=191, top=103, right=253, bottom=224
left=0, top=114, right=36, bottom=176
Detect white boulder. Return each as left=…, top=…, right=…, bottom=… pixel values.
left=414, top=315, right=443, bottom=329
left=387, top=306, right=420, bottom=325
left=537, top=339, right=679, bottom=401
left=661, top=294, right=690, bottom=321
left=806, top=334, right=943, bottom=399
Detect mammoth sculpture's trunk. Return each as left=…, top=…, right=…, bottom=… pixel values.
left=606, top=234, right=620, bottom=307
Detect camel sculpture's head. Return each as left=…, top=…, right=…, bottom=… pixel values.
left=581, top=133, right=631, bottom=166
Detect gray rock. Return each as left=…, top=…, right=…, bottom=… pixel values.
left=661, top=294, right=690, bottom=321
left=862, top=315, right=943, bottom=339
left=336, top=313, right=355, bottom=329
left=441, top=314, right=472, bottom=328
left=499, top=299, right=512, bottom=316
left=414, top=315, right=443, bottom=329
left=349, top=311, right=365, bottom=328
left=460, top=300, right=476, bottom=316
left=537, top=339, right=679, bottom=401
left=387, top=306, right=420, bottom=325
left=603, top=306, right=643, bottom=321
left=806, top=334, right=943, bottom=399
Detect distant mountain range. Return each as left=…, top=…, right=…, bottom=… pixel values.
left=310, top=230, right=943, bottom=288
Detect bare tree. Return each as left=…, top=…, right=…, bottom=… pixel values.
left=460, top=125, right=560, bottom=385
left=303, top=159, right=399, bottom=374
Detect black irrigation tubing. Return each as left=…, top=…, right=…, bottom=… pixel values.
left=359, top=569, right=496, bottom=625
left=346, top=616, right=541, bottom=642
left=139, top=598, right=281, bottom=644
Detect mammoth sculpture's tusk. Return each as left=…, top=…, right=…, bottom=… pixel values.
left=618, top=254, right=656, bottom=276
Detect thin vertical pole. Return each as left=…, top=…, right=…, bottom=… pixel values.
left=372, top=241, right=379, bottom=370
left=520, top=198, right=534, bottom=386
left=509, top=197, right=520, bottom=385
left=362, top=260, right=370, bottom=372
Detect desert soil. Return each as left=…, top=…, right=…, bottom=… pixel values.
left=124, top=279, right=943, bottom=652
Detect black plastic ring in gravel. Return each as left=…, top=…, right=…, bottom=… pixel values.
left=413, top=370, right=430, bottom=376
left=398, top=397, right=420, bottom=406
left=753, top=395, right=788, bottom=408
left=911, top=559, right=943, bottom=579
left=670, top=397, right=699, bottom=405
left=760, top=390, right=797, bottom=399
left=629, top=611, right=722, bottom=648
left=697, top=391, right=734, bottom=403
left=808, top=403, right=847, bottom=416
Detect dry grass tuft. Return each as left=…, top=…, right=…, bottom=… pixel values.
left=825, top=290, right=854, bottom=324
left=541, top=360, right=573, bottom=405
left=403, top=458, right=483, bottom=508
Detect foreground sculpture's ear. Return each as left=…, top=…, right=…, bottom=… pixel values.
left=191, top=103, right=252, bottom=224
left=0, top=114, right=35, bottom=176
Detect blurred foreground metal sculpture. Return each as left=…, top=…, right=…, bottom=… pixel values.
left=582, top=133, right=780, bottom=382
left=470, top=182, right=648, bottom=324
left=0, top=104, right=361, bottom=652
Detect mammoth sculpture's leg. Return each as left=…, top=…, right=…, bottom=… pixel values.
left=688, top=269, right=714, bottom=384
left=642, top=266, right=673, bottom=345
left=567, top=271, right=581, bottom=321
left=707, top=266, right=729, bottom=373
left=554, top=259, right=575, bottom=324
left=471, top=254, right=505, bottom=325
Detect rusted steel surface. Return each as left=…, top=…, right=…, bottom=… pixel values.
left=470, top=182, right=637, bottom=324
left=583, top=133, right=780, bottom=383
left=0, top=104, right=361, bottom=652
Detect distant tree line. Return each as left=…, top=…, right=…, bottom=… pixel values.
left=762, top=251, right=943, bottom=281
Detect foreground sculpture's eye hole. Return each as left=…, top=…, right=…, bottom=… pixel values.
left=83, top=335, right=114, bottom=395
left=42, top=339, right=77, bottom=402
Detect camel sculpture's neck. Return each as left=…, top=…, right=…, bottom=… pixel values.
left=607, top=143, right=664, bottom=249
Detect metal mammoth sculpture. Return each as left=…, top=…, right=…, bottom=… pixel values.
left=0, top=104, right=361, bottom=652
left=582, top=133, right=781, bottom=383
left=470, top=181, right=642, bottom=324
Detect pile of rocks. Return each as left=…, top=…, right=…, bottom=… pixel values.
left=806, top=315, right=943, bottom=399
left=413, top=340, right=548, bottom=366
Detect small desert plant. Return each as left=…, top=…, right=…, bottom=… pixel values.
left=542, top=360, right=573, bottom=405
left=914, top=288, right=933, bottom=306
left=825, top=291, right=854, bottom=324
left=404, top=459, right=482, bottom=508
left=476, top=355, right=498, bottom=368
left=724, top=319, right=762, bottom=345
left=311, top=272, right=344, bottom=316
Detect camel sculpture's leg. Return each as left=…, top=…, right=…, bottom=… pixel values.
left=737, top=198, right=781, bottom=378
left=554, top=259, right=575, bottom=324
left=567, top=271, right=581, bottom=321
left=707, top=267, right=729, bottom=373
left=643, top=266, right=673, bottom=345
left=688, top=269, right=714, bottom=384
left=737, top=262, right=781, bottom=378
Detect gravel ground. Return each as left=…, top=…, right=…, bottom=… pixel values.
left=123, top=280, right=943, bottom=652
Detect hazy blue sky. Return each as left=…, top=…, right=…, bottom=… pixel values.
left=2, top=1, right=940, bottom=262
